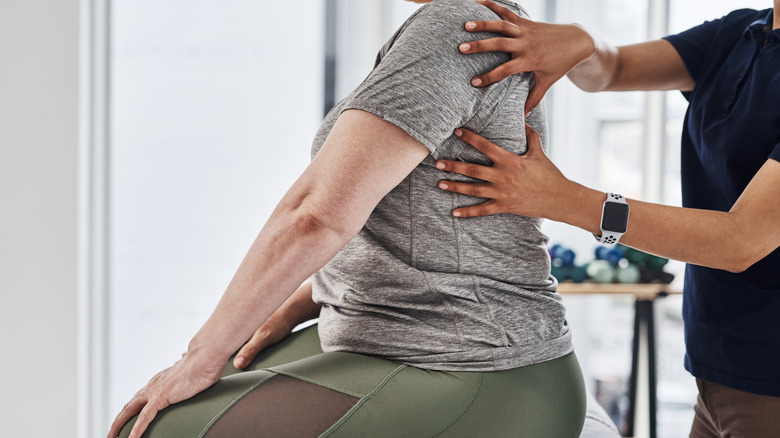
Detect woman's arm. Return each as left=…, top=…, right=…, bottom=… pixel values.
left=232, top=279, right=321, bottom=370
left=459, top=0, right=694, bottom=112
left=436, top=126, right=780, bottom=273
left=109, top=109, right=429, bottom=438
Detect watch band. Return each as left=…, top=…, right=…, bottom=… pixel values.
left=594, top=192, right=629, bottom=245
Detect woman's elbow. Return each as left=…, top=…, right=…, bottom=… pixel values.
left=287, top=204, right=365, bottom=243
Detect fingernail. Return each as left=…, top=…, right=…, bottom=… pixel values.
left=459, top=43, right=471, bottom=52
left=471, top=78, right=482, bottom=87
left=436, top=161, right=446, bottom=169
left=465, top=22, right=477, bottom=30
left=454, top=128, right=463, bottom=137
left=439, top=182, right=449, bottom=189
left=453, top=211, right=462, bottom=217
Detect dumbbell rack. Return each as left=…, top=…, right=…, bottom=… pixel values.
left=558, top=282, right=682, bottom=438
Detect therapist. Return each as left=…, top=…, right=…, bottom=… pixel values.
left=436, top=0, right=780, bottom=436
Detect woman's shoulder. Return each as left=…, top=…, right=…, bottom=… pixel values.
left=414, top=0, right=528, bottom=24
left=392, top=0, right=528, bottom=54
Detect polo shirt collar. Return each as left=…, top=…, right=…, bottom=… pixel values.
left=744, top=9, right=776, bottom=42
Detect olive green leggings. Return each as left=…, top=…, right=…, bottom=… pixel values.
left=120, top=324, right=586, bottom=437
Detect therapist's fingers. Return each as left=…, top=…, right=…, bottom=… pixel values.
left=438, top=180, right=498, bottom=200
left=525, top=76, right=554, bottom=117
left=470, top=58, right=532, bottom=88
left=458, top=36, right=530, bottom=87
left=459, top=36, right=520, bottom=56
left=456, top=128, right=513, bottom=160
left=524, top=123, right=543, bottom=155
left=435, top=159, right=495, bottom=182
left=463, top=19, right=522, bottom=37
left=453, top=199, right=503, bottom=218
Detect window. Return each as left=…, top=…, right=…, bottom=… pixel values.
left=542, top=1, right=770, bottom=437
left=108, top=0, right=324, bottom=425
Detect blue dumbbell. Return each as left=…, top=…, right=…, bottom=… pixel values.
left=550, top=244, right=577, bottom=266
left=595, top=246, right=624, bottom=266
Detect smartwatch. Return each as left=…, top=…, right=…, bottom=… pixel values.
left=594, top=192, right=630, bottom=245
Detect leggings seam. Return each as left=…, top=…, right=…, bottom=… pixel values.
left=197, top=372, right=277, bottom=438
left=318, top=364, right=407, bottom=438
left=264, top=370, right=366, bottom=399
left=431, top=373, right=484, bottom=438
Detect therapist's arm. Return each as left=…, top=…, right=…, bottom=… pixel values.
left=109, top=109, right=429, bottom=438
left=460, top=0, right=694, bottom=112
left=436, top=126, right=780, bottom=273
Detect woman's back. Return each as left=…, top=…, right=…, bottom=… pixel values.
left=311, top=0, right=571, bottom=371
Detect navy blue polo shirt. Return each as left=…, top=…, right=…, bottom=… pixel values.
left=664, top=9, right=780, bottom=397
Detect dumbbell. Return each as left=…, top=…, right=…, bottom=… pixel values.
left=620, top=245, right=668, bottom=270
left=552, top=264, right=589, bottom=283
left=549, top=244, right=589, bottom=283
left=586, top=260, right=616, bottom=284
left=595, top=246, right=625, bottom=266
left=550, top=244, right=577, bottom=267
left=638, top=266, right=675, bottom=284
left=616, top=264, right=641, bottom=284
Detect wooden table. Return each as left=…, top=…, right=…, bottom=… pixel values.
left=558, top=283, right=682, bottom=438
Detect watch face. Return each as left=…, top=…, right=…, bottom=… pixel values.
left=602, top=202, right=630, bottom=233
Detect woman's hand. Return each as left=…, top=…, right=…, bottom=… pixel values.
left=461, top=0, right=596, bottom=115
left=107, top=350, right=225, bottom=438
left=233, top=279, right=321, bottom=370
left=232, top=316, right=293, bottom=370
left=436, top=124, right=573, bottom=219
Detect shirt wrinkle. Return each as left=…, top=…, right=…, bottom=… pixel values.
left=311, top=0, right=571, bottom=372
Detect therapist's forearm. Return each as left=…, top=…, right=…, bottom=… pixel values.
left=565, top=37, right=620, bottom=92
left=568, top=38, right=695, bottom=92
left=557, top=184, right=764, bottom=273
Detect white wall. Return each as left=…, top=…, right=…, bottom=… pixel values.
left=0, top=1, right=80, bottom=437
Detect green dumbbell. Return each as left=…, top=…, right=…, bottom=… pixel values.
left=620, top=245, right=668, bottom=271
left=552, top=264, right=589, bottom=284
left=587, top=260, right=616, bottom=284
left=616, top=263, right=641, bottom=284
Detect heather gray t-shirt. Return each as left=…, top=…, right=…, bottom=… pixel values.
left=311, top=0, right=572, bottom=372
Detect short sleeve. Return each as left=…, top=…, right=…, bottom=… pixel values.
left=770, top=143, right=780, bottom=163
left=664, top=9, right=760, bottom=86
left=663, top=19, right=722, bottom=83
left=340, top=0, right=518, bottom=159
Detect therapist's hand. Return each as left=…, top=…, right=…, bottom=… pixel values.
left=462, top=0, right=596, bottom=115
left=436, top=124, right=572, bottom=219
left=107, top=349, right=225, bottom=438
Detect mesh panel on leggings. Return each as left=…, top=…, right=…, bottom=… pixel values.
left=204, top=374, right=359, bottom=437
